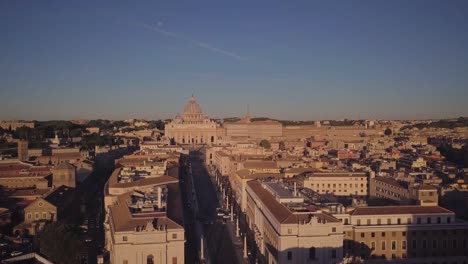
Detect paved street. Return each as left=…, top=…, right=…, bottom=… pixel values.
left=211, top=172, right=265, bottom=264
left=188, top=150, right=238, bottom=264
left=80, top=160, right=114, bottom=264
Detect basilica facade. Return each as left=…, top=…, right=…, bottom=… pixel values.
left=164, top=96, right=221, bottom=145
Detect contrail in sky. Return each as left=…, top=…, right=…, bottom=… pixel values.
left=139, top=22, right=248, bottom=61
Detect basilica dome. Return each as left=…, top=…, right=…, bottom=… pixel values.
left=181, top=95, right=205, bottom=123
left=183, top=95, right=202, bottom=114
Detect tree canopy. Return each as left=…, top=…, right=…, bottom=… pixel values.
left=384, top=128, right=392, bottom=136
left=35, top=223, right=86, bottom=264
left=259, top=139, right=271, bottom=149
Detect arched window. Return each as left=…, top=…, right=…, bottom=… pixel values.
left=309, top=247, right=316, bottom=260
left=147, top=255, right=154, bottom=264
left=211, top=136, right=214, bottom=143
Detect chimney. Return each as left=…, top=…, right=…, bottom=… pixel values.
left=157, top=187, right=162, bottom=209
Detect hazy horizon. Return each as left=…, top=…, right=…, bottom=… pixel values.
left=1, top=1, right=467, bottom=120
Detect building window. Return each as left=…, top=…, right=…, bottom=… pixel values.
left=172, top=233, right=177, bottom=239
left=437, top=217, right=441, bottom=224
left=357, top=220, right=361, bottom=226
left=288, top=229, right=292, bottom=234
left=407, top=218, right=411, bottom=224
left=402, top=253, right=407, bottom=258
left=344, top=219, right=349, bottom=225
left=27, top=213, right=32, bottom=220
left=391, top=253, right=396, bottom=259
left=397, top=218, right=401, bottom=224
left=447, top=217, right=451, bottom=223
left=309, top=247, right=316, bottom=260
left=123, top=236, right=127, bottom=241
left=392, top=241, right=396, bottom=250
left=427, top=217, right=431, bottom=224
left=367, top=219, right=371, bottom=225
left=371, top=241, right=376, bottom=249
left=412, top=240, right=417, bottom=249
left=387, top=218, right=391, bottom=225
left=42, top=212, right=47, bottom=219
left=417, top=218, right=421, bottom=224
left=381, top=241, right=386, bottom=250
left=332, top=249, right=336, bottom=259
left=123, top=261, right=128, bottom=264
left=172, top=257, right=177, bottom=264
left=402, top=231, right=406, bottom=237
left=35, top=213, right=40, bottom=219
left=402, top=241, right=407, bottom=250
left=371, top=232, right=375, bottom=238
left=287, top=251, right=292, bottom=260
left=332, top=227, right=336, bottom=232
left=377, top=219, right=381, bottom=225
left=381, top=232, right=386, bottom=237
left=147, top=255, right=154, bottom=264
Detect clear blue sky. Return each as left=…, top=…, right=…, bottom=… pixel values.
left=1, top=0, right=467, bottom=121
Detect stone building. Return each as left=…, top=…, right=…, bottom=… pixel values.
left=17, top=140, right=29, bottom=161
left=104, top=164, right=184, bottom=264
left=339, top=205, right=468, bottom=262
left=0, top=161, right=51, bottom=189
left=165, top=95, right=221, bottom=145
left=51, top=162, right=76, bottom=188
left=0, top=120, right=34, bottom=130
left=370, top=177, right=438, bottom=205
left=224, top=111, right=283, bottom=140
left=245, top=179, right=344, bottom=264
left=15, top=185, right=74, bottom=235
left=301, top=171, right=369, bottom=197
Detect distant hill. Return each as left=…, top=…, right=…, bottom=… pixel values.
left=222, top=117, right=241, bottom=123
left=400, top=117, right=468, bottom=130
left=221, top=117, right=365, bottom=126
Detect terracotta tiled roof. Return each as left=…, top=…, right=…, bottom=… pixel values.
left=108, top=168, right=178, bottom=189
left=414, top=184, right=437, bottom=191
left=374, top=176, right=407, bottom=189
left=308, top=172, right=367, bottom=177
left=113, top=176, right=178, bottom=189
left=53, top=162, right=76, bottom=170
left=350, top=206, right=453, bottom=216
left=236, top=169, right=284, bottom=180
left=243, top=161, right=278, bottom=169
left=247, top=180, right=340, bottom=224
left=10, top=188, right=51, bottom=198
left=247, top=180, right=292, bottom=223
left=109, top=185, right=183, bottom=232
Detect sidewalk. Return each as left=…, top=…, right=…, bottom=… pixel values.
left=208, top=169, right=248, bottom=264
left=225, top=218, right=249, bottom=264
